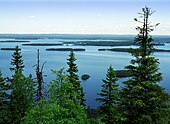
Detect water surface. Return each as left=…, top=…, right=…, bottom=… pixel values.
left=0, top=34, right=170, bottom=108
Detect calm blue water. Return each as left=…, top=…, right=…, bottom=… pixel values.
left=0, top=34, right=170, bottom=108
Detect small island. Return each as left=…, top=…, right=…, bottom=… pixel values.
left=98, top=48, right=130, bottom=52
left=81, top=74, right=90, bottom=80
left=46, top=48, right=86, bottom=51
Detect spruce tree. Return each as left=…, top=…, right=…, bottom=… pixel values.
left=0, top=71, right=10, bottom=124
left=8, top=47, right=35, bottom=124
left=9, top=72, right=34, bottom=124
left=10, top=45, right=24, bottom=72
left=67, top=50, right=86, bottom=107
left=120, top=7, right=170, bottom=123
left=96, top=65, right=119, bottom=124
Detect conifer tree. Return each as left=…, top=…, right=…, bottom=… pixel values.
left=67, top=50, right=86, bottom=107
left=96, top=65, right=119, bottom=124
left=120, top=7, right=170, bottom=123
left=10, top=45, right=24, bottom=72
left=9, top=72, right=34, bottom=124
left=0, top=71, right=10, bottom=124
left=8, top=47, right=35, bottom=124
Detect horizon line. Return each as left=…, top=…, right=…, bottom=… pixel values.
left=0, top=32, right=169, bottom=36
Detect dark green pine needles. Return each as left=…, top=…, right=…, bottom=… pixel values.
left=67, top=50, right=86, bottom=107
left=8, top=45, right=34, bottom=124
left=96, top=65, right=120, bottom=124
left=0, top=71, right=10, bottom=124
left=120, top=7, right=170, bottom=124
left=10, top=45, right=24, bottom=72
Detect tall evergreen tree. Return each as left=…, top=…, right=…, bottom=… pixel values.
left=96, top=65, right=119, bottom=124
left=67, top=50, right=86, bottom=107
left=10, top=45, right=24, bottom=72
left=0, top=71, right=10, bottom=124
left=8, top=47, right=35, bottom=124
left=120, top=7, right=170, bottom=123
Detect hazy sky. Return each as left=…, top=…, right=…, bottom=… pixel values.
left=0, top=0, right=169, bottom=34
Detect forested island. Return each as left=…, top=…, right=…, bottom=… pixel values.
left=46, top=48, right=86, bottom=51
left=22, top=43, right=63, bottom=46
left=98, top=48, right=170, bottom=52
left=1, top=48, right=21, bottom=50
left=0, top=40, right=30, bottom=43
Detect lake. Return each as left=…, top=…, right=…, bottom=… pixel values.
left=0, top=34, right=170, bottom=108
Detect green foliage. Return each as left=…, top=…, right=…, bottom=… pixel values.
left=86, top=106, right=104, bottom=124
left=8, top=47, right=35, bottom=124
left=87, top=118, right=104, bottom=124
left=67, top=50, right=86, bottom=107
left=10, top=45, right=24, bottom=72
left=120, top=7, right=170, bottom=123
left=49, top=68, right=77, bottom=105
left=9, top=71, right=35, bottom=124
left=0, top=71, right=10, bottom=124
left=96, top=65, right=120, bottom=124
left=49, top=68, right=87, bottom=122
left=86, top=106, right=99, bottom=119
left=22, top=69, right=87, bottom=124
left=22, top=101, right=87, bottom=124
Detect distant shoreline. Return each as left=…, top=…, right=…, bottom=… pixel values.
left=1, top=47, right=170, bottom=53
left=0, top=48, right=21, bottom=50
left=23, top=43, right=63, bottom=46
left=20, top=41, right=165, bottom=47
left=46, top=48, right=85, bottom=51
left=0, top=40, right=30, bottom=43
left=98, top=48, right=170, bottom=52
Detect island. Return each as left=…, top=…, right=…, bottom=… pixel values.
left=22, top=43, right=63, bottom=46
left=98, top=48, right=130, bottom=52
left=98, top=48, right=170, bottom=52
left=63, top=41, right=164, bottom=47
left=46, top=48, right=86, bottom=51
left=81, top=74, right=90, bottom=80
left=64, top=41, right=134, bottom=46
left=1, top=48, right=21, bottom=50
left=80, top=71, right=132, bottom=80
left=115, top=70, right=133, bottom=78
left=15, top=38, right=40, bottom=40
left=0, top=40, right=30, bottom=43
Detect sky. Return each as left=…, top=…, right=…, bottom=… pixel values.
left=0, top=0, right=169, bottom=35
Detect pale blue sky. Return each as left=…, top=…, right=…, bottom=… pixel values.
left=0, top=0, right=169, bottom=34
